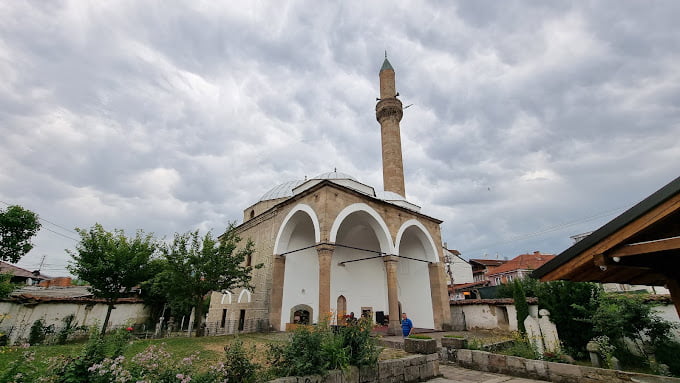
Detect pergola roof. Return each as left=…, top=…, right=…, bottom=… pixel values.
left=532, top=175, right=680, bottom=315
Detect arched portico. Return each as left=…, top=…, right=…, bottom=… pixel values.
left=395, top=220, right=438, bottom=329
left=329, top=204, right=393, bottom=329
left=274, top=205, right=320, bottom=330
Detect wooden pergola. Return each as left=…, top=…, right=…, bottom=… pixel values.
left=533, top=176, right=680, bottom=317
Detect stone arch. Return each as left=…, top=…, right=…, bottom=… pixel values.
left=276, top=204, right=320, bottom=330
left=329, top=203, right=393, bottom=254
left=395, top=219, right=437, bottom=329
left=238, top=289, right=252, bottom=303
left=395, top=219, right=438, bottom=262
left=274, top=204, right=320, bottom=254
left=221, top=291, right=232, bottom=305
left=290, top=304, right=313, bottom=325
left=329, top=203, right=393, bottom=326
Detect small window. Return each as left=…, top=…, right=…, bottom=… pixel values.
left=249, top=210, right=255, bottom=219
left=246, top=254, right=252, bottom=267
left=221, top=309, right=228, bottom=328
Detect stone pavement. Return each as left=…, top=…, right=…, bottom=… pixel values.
left=426, top=364, right=548, bottom=383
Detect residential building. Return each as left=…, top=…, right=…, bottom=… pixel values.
left=487, top=251, right=555, bottom=286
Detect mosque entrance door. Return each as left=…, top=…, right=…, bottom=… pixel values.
left=293, top=309, right=310, bottom=325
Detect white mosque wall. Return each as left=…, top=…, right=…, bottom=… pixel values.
left=330, top=204, right=392, bottom=324
left=279, top=214, right=319, bottom=330
left=397, top=233, right=435, bottom=329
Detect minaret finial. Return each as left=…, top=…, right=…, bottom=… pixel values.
left=385, top=50, right=387, bottom=59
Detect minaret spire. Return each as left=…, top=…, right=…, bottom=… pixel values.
left=376, top=55, right=406, bottom=197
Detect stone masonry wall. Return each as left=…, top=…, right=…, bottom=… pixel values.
left=268, top=354, right=440, bottom=383
left=442, top=348, right=680, bottom=383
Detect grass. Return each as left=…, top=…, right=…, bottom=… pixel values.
left=0, top=333, right=289, bottom=375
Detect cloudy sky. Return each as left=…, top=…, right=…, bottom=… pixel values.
left=2, top=1, right=679, bottom=276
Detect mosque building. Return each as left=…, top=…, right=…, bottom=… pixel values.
left=207, top=56, right=452, bottom=335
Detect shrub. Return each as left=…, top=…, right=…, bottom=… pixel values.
left=56, top=314, right=81, bottom=345
left=268, top=325, right=331, bottom=377
left=215, top=338, right=262, bottom=383
left=340, top=317, right=379, bottom=367
left=268, top=318, right=379, bottom=377
left=28, top=318, right=53, bottom=345
left=654, top=340, right=680, bottom=376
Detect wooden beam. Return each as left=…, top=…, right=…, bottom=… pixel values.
left=608, top=236, right=680, bottom=258
left=541, top=193, right=680, bottom=281
left=667, top=279, right=680, bottom=319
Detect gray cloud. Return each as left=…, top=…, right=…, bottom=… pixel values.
left=1, top=1, right=678, bottom=275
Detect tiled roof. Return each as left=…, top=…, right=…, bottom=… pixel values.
left=450, top=297, right=538, bottom=306
left=488, top=252, right=556, bottom=276
left=469, top=259, right=507, bottom=267
left=0, top=261, right=50, bottom=280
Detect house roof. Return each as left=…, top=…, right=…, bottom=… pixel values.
left=487, top=252, right=556, bottom=277
left=0, top=261, right=50, bottom=280
left=469, top=259, right=507, bottom=267
left=532, top=175, right=680, bottom=284
left=5, top=285, right=145, bottom=304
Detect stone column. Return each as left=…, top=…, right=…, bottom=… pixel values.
left=384, top=255, right=401, bottom=335
left=428, top=262, right=452, bottom=330
left=269, top=255, right=285, bottom=331
left=316, top=243, right=335, bottom=323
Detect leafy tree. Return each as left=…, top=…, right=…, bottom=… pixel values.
left=540, top=280, right=602, bottom=357
left=67, top=223, right=157, bottom=335
left=0, top=272, right=14, bottom=298
left=498, top=277, right=603, bottom=356
left=0, top=204, right=41, bottom=263
left=512, top=279, right=530, bottom=334
left=156, top=226, right=261, bottom=337
left=586, top=293, right=676, bottom=357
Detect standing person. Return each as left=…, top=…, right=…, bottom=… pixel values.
left=401, top=312, right=413, bottom=337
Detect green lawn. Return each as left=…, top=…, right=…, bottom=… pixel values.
left=0, top=332, right=288, bottom=376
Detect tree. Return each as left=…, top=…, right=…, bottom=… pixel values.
left=0, top=205, right=41, bottom=263
left=67, top=223, right=157, bottom=334
left=512, top=279, right=530, bottom=334
left=156, top=226, right=261, bottom=337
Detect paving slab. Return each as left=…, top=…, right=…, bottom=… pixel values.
left=425, top=364, right=548, bottom=383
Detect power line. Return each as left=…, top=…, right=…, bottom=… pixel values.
left=41, top=226, right=79, bottom=242
left=1, top=199, right=79, bottom=240
left=459, top=205, right=627, bottom=255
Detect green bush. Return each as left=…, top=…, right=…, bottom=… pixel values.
left=28, top=319, right=53, bottom=345
left=268, top=319, right=379, bottom=377
left=655, top=340, right=680, bottom=376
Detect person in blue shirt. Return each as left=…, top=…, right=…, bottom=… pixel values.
left=401, top=312, right=413, bottom=337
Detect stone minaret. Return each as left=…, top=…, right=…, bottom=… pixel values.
left=376, top=55, right=406, bottom=197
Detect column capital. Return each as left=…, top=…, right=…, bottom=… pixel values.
left=383, top=255, right=399, bottom=263
left=316, top=243, right=336, bottom=254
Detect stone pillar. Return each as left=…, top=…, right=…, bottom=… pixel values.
left=316, top=243, right=335, bottom=323
left=269, top=255, right=285, bottom=331
left=384, top=255, right=401, bottom=335
left=428, top=262, right=452, bottom=330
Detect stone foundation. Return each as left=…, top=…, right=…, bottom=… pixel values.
left=443, top=348, right=680, bottom=383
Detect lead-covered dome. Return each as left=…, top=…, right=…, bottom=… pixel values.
left=259, top=171, right=359, bottom=202
left=259, top=179, right=305, bottom=202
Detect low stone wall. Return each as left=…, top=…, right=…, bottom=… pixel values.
left=269, top=354, right=440, bottom=383
left=443, top=348, right=680, bottom=383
